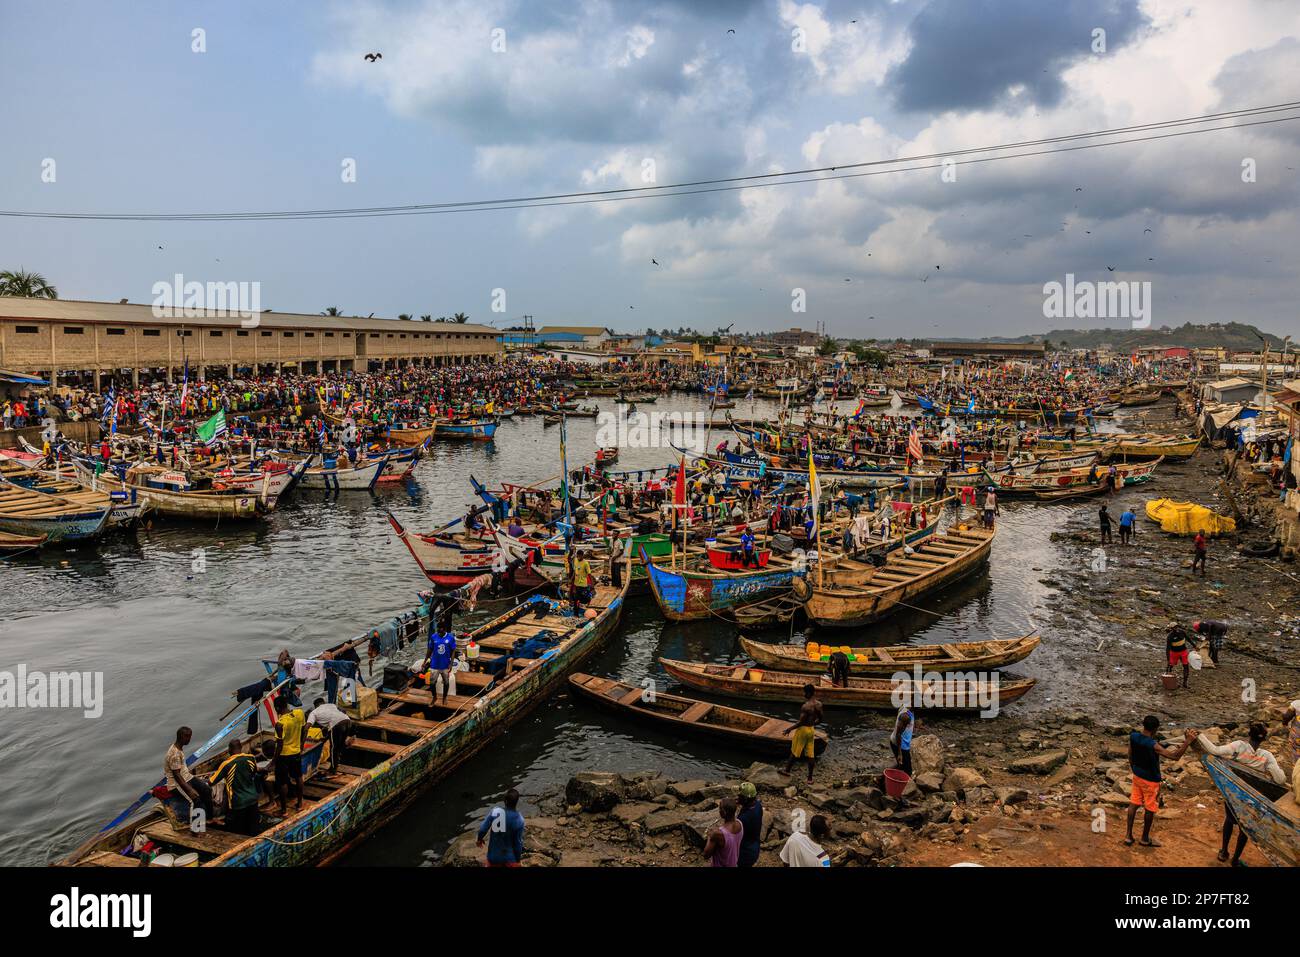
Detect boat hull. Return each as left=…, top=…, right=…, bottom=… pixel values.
left=212, top=593, right=627, bottom=866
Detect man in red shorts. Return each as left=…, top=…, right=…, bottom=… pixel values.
left=1165, top=623, right=1192, bottom=688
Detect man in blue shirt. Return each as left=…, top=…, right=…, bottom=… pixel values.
left=1118, top=507, right=1136, bottom=545
left=740, top=526, right=757, bottom=568
left=476, top=788, right=525, bottom=867
left=1125, top=715, right=1195, bottom=848
left=424, top=629, right=457, bottom=705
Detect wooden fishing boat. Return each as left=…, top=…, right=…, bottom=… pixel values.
left=659, top=659, right=1036, bottom=711
left=568, top=673, right=827, bottom=757
left=642, top=523, right=936, bottom=622
left=1202, top=754, right=1300, bottom=866
left=295, top=457, right=386, bottom=491
left=990, top=457, right=1161, bottom=493
left=738, top=633, right=1040, bottom=675
left=387, top=511, right=547, bottom=589
left=0, top=447, right=47, bottom=469
left=1114, top=435, right=1199, bottom=460
left=321, top=409, right=436, bottom=447
left=1033, top=482, right=1109, bottom=501
left=0, top=477, right=114, bottom=541
left=64, top=573, right=630, bottom=868
left=435, top=418, right=499, bottom=441
left=682, top=447, right=930, bottom=491
left=0, top=459, right=149, bottom=527
left=1032, top=434, right=1121, bottom=454
left=595, top=447, right=619, bottom=466
left=1119, top=389, right=1161, bottom=407
left=71, top=460, right=267, bottom=520
left=386, top=422, right=438, bottom=447
left=0, top=528, right=48, bottom=552
left=799, top=527, right=993, bottom=628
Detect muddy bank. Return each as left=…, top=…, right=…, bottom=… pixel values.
left=435, top=398, right=1300, bottom=867
left=438, top=700, right=1293, bottom=867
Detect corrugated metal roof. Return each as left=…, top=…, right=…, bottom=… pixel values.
left=0, top=297, right=499, bottom=335
left=537, top=326, right=611, bottom=336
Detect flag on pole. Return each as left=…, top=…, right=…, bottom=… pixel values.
left=196, top=409, right=227, bottom=446
left=807, top=448, right=821, bottom=510
left=100, top=384, right=116, bottom=430
left=558, top=414, right=571, bottom=526
left=179, top=359, right=190, bottom=416
left=673, top=455, right=687, bottom=508
left=907, top=427, right=924, bottom=464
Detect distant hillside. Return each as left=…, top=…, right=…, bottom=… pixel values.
left=999, top=322, right=1286, bottom=352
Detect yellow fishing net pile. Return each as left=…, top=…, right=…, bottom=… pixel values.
left=1144, top=498, right=1236, bottom=536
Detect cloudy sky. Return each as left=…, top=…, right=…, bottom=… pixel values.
left=1, top=0, right=1298, bottom=339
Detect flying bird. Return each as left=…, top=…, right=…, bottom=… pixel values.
left=651, top=258, right=660, bottom=266
left=1075, top=187, right=1083, bottom=192
left=1106, top=266, right=1115, bottom=272
left=727, top=28, right=735, bottom=34
left=1143, top=227, right=1153, bottom=234
left=364, top=52, right=382, bottom=61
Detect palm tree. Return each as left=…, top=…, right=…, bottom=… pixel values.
left=320, top=306, right=342, bottom=316
left=0, top=269, right=58, bottom=299
left=420, top=314, right=432, bottom=322
left=452, top=312, right=469, bottom=323
left=398, top=313, right=413, bottom=322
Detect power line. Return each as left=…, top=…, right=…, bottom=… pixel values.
left=4, top=100, right=1298, bottom=223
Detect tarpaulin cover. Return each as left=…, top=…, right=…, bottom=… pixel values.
left=1145, top=498, right=1236, bottom=536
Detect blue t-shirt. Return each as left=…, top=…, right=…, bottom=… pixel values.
left=741, top=532, right=755, bottom=551
left=428, top=633, right=456, bottom=670
left=1119, top=511, right=1135, bottom=528
left=477, top=806, right=525, bottom=864
left=737, top=800, right=763, bottom=866
left=1130, top=731, right=1161, bottom=782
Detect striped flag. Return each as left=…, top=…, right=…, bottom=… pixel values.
left=179, top=359, right=190, bottom=416
left=196, top=409, right=227, bottom=446
left=907, top=427, right=924, bottom=463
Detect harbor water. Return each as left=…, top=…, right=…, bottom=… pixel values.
left=1, top=395, right=1067, bottom=865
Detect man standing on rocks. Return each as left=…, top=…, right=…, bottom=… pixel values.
left=1125, top=716, right=1195, bottom=848
left=701, top=797, right=743, bottom=867
left=476, top=787, right=525, bottom=867
left=784, top=684, right=823, bottom=783
left=736, top=782, right=763, bottom=867
left=890, top=701, right=917, bottom=775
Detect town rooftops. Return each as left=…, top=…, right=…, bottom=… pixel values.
left=0, top=297, right=499, bottom=335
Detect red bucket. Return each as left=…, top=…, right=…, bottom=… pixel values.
left=884, top=768, right=911, bottom=799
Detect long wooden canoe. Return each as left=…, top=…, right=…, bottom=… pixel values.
left=659, top=658, right=1036, bottom=711
left=64, top=568, right=631, bottom=867
left=1202, top=755, right=1300, bottom=867
left=800, top=527, right=994, bottom=628
left=0, top=528, right=47, bottom=552
left=642, top=522, right=937, bottom=622
left=738, top=633, right=1040, bottom=675
left=990, top=457, right=1161, bottom=492
left=1114, top=435, right=1199, bottom=460
left=568, top=672, right=827, bottom=756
